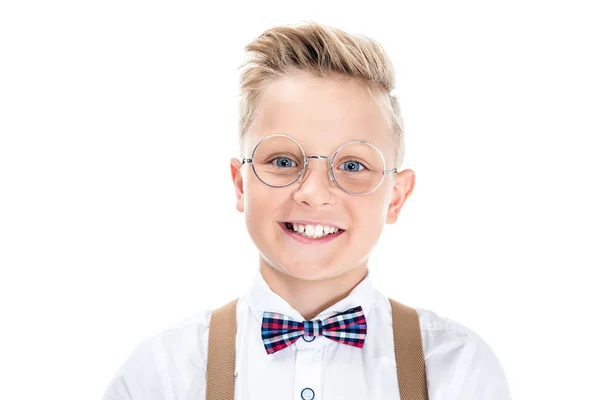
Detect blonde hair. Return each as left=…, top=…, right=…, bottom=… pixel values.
left=238, top=21, right=405, bottom=168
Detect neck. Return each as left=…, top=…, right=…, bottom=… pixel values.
left=259, top=257, right=368, bottom=320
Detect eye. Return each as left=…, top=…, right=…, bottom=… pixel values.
left=339, top=160, right=366, bottom=172
left=270, top=157, right=298, bottom=168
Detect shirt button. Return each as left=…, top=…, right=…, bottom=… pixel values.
left=301, top=388, right=315, bottom=400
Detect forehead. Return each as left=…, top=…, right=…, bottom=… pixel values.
left=247, top=70, right=392, bottom=154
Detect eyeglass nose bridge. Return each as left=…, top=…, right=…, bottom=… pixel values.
left=299, top=155, right=335, bottom=183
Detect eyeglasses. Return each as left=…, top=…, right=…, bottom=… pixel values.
left=241, top=134, right=398, bottom=196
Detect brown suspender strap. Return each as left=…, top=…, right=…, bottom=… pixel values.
left=206, top=298, right=238, bottom=400
left=389, top=298, right=429, bottom=400
left=206, top=298, right=428, bottom=400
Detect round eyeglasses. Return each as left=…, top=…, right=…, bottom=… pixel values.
left=241, top=134, right=398, bottom=196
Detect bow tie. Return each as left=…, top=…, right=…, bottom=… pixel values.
left=261, top=306, right=367, bottom=354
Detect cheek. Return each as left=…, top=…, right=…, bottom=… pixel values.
left=347, top=199, right=387, bottom=243
left=351, top=196, right=387, bottom=223
left=244, top=183, right=287, bottom=225
left=372, top=186, right=393, bottom=221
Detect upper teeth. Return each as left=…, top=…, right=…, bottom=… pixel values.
left=288, top=223, right=340, bottom=238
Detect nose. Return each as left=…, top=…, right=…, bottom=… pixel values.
left=292, top=157, right=337, bottom=206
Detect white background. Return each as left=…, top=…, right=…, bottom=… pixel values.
left=1, top=1, right=598, bottom=399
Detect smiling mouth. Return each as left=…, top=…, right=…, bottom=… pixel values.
left=280, top=222, right=345, bottom=240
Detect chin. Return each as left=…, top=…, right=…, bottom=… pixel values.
left=275, top=258, right=350, bottom=282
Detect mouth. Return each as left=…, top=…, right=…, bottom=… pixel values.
left=279, top=221, right=346, bottom=244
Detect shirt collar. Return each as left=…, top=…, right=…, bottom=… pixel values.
left=245, top=268, right=376, bottom=324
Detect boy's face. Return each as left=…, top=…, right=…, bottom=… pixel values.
left=230, top=70, right=415, bottom=282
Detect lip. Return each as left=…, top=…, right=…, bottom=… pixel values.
left=279, top=222, right=345, bottom=244
left=279, top=220, right=346, bottom=230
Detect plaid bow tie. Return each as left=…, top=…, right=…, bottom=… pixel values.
left=261, top=306, right=367, bottom=354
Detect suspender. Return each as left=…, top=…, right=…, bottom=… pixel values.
left=388, top=298, right=429, bottom=400
left=206, top=298, right=429, bottom=400
left=205, top=299, right=237, bottom=400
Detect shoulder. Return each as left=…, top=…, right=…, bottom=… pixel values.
left=415, top=306, right=473, bottom=336
left=375, top=294, right=479, bottom=365
left=147, top=306, right=216, bottom=368
left=416, top=307, right=511, bottom=398
left=151, top=307, right=214, bottom=337
left=378, top=294, right=474, bottom=337
left=383, top=295, right=499, bottom=361
left=142, top=297, right=247, bottom=368
left=379, top=295, right=511, bottom=399
left=412, top=306, right=481, bottom=368
left=103, top=307, right=217, bottom=400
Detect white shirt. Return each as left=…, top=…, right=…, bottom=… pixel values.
left=102, top=269, right=512, bottom=400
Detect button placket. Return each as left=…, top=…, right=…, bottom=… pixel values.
left=293, top=346, right=323, bottom=400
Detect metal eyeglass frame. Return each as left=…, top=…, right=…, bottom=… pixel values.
left=241, top=133, right=398, bottom=196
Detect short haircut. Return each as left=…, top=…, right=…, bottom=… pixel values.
left=238, top=21, right=405, bottom=168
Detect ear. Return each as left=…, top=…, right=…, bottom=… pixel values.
left=230, top=158, right=245, bottom=213
left=386, top=169, right=416, bottom=224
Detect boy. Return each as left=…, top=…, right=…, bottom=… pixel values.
left=103, top=22, right=511, bottom=400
